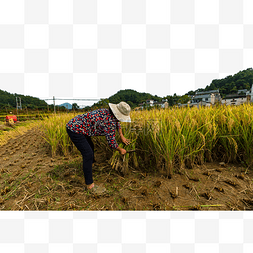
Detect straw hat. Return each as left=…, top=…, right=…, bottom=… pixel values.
left=109, top=102, right=131, bottom=122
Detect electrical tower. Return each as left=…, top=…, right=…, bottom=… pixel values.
left=16, top=97, right=22, bottom=115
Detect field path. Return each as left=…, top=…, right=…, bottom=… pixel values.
left=0, top=127, right=78, bottom=210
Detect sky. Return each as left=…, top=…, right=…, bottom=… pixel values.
left=0, top=0, right=253, bottom=107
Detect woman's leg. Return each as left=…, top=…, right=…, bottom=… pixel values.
left=66, top=128, right=93, bottom=185
left=85, top=136, right=96, bottom=163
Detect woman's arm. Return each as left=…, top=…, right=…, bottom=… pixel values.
left=118, top=127, right=123, bottom=138
left=118, top=127, right=130, bottom=145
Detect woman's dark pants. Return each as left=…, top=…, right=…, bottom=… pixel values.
left=66, top=127, right=94, bottom=185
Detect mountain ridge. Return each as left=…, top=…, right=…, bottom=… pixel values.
left=1, top=68, right=253, bottom=110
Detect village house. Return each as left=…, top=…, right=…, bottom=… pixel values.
left=138, top=84, right=253, bottom=110
left=179, top=90, right=221, bottom=108
left=180, top=84, right=253, bottom=108
left=191, top=89, right=221, bottom=105
left=154, top=100, right=169, bottom=108
left=221, top=94, right=249, bottom=106
left=138, top=99, right=168, bottom=110
left=221, top=86, right=253, bottom=105
left=145, top=99, right=154, bottom=106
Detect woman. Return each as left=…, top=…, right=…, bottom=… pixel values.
left=66, top=101, right=131, bottom=194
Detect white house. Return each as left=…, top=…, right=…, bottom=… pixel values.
left=179, top=100, right=212, bottom=108
left=221, top=95, right=248, bottom=106
left=154, top=101, right=169, bottom=108
left=138, top=99, right=168, bottom=109
left=145, top=100, right=154, bottom=106
left=221, top=86, right=253, bottom=105
left=191, top=90, right=221, bottom=105
left=179, top=89, right=221, bottom=107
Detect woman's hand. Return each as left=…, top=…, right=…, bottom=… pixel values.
left=120, top=148, right=127, bottom=155
left=121, top=136, right=130, bottom=145
left=116, top=146, right=127, bottom=155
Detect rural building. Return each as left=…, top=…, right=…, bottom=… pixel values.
left=247, top=84, right=253, bottom=102
left=145, top=100, right=154, bottom=106
left=179, top=100, right=212, bottom=108
left=179, top=90, right=221, bottom=108
left=180, top=85, right=253, bottom=108
left=191, top=89, right=221, bottom=105
left=221, top=88, right=252, bottom=106
left=138, top=99, right=168, bottom=109
left=161, top=101, right=169, bottom=108
left=238, top=89, right=248, bottom=94
left=221, top=95, right=248, bottom=106
left=153, top=99, right=168, bottom=108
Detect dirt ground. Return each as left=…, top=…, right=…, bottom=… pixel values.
left=0, top=126, right=253, bottom=211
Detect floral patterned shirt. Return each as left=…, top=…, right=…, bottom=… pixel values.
left=66, top=108, right=121, bottom=149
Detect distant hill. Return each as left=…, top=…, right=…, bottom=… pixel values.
left=0, top=89, right=48, bottom=109
left=59, top=103, right=72, bottom=110
left=186, top=68, right=253, bottom=97
left=89, top=68, right=253, bottom=109
left=87, top=89, right=165, bottom=109
left=108, top=89, right=163, bottom=108
left=1, top=68, right=253, bottom=110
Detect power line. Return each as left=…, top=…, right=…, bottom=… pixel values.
left=42, top=97, right=101, bottom=112
left=43, top=98, right=100, bottom=101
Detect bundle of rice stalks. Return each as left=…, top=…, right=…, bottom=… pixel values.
left=110, top=137, right=138, bottom=175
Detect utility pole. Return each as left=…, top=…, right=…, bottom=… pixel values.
left=53, top=96, right=56, bottom=114
left=16, top=97, right=18, bottom=115
left=16, top=97, right=22, bottom=118
left=16, top=97, right=22, bottom=109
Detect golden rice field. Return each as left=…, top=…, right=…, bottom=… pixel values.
left=42, top=104, right=253, bottom=177
left=1, top=105, right=253, bottom=210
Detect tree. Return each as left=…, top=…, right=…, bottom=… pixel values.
left=231, top=85, right=238, bottom=94
left=126, top=101, right=134, bottom=108
left=178, top=95, right=191, bottom=104
left=93, top=98, right=109, bottom=108
left=186, top=90, right=195, bottom=96
left=167, top=96, right=174, bottom=106
left=72, top=103, right=79, bottom=110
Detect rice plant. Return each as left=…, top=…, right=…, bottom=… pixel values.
left=40, top=113, right=77, bottom=157
left=40, top=103, right=253, bottom=175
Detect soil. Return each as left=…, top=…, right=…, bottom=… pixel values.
left=0, top=126, right=253, bottom=211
